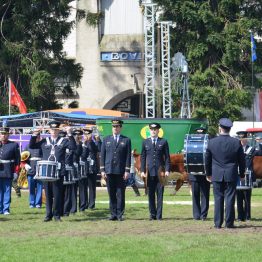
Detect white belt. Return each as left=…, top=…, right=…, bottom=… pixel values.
left=0, top=160, right=15, bottom=163
left=30, top=157, right=42, bottom=161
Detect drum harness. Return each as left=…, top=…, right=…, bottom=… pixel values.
left=46, top=137, right=64, bottom=170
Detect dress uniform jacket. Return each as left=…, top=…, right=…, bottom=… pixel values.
left=29, top=136, right=76, bottom=176
left=205, top=135, right=245, bottom=182
left=141, top=137, right=170, bottom=176
left=26, top=148, right=42, bottom=175
left=82, top=140, right=99, bottom=174
left=0, top=141, right=20, bottom=179
left=100, top=135, right=131, bottom=175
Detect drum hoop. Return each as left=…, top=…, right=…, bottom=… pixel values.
left=37, top=160, right=59, bottom=167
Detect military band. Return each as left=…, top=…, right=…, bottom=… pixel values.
left=1, top=118, right=260, bottom=228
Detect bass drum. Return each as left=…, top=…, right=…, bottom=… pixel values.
left=184, top=134, right=209, bottom=175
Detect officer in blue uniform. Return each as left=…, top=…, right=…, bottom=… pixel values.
left=205, top=118, right=245, bottom=228
left=189, top=126, right=210, bottom=221
left=82, top=128, right=100, bottom=210
left=25, top=133, right=43, bottom=208
left=141, top=123, right=170, bottom=220
left=78, top=128, right=90, bottom=212
left=62, top=129, right=81, bottom=216
left=29, top=121, right=76, bottom=222
left=100, top=120, right=131, bottom=221
left=236, top=131, right=255, bottom=222
left=0, top=127, right=20, bottom=215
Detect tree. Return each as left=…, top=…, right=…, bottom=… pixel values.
left=155, top=0, right=262, bottom=134
left=0, top=0, right=100, bottom=114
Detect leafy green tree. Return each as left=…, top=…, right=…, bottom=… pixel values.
left=0, top=0, right=98, bottom=114
left=155, top=0, right=262, bottom=134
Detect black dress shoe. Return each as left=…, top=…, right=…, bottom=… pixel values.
left=214, top=225, right=221, bottom=229
left=149, top=217, right=156, bottom=221
left=108, top=216, right=117, bottom=221
left=201, top=217, right=207, bottom=221
left=118, top=217, right=124, bottom=221
left=44, top=217, right=52, bottom=222
left=225, top=225, right=235, bottom=229
left=54, top=217, right=62, bottom=222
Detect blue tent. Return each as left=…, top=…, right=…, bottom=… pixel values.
left=0, top=111, right=113, bottom=127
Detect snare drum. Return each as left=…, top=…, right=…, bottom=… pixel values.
left=184, top=134, right=209, bottom=175
left=34, top=160, right=60, bottom=182
left=79, top=160, right=87, bottom=179
left=63, top=165, right=76, bottom=185
left=237, top=170, right=253, bottom=190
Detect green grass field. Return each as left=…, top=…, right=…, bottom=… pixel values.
left=1, top=186, right=262, bottom=262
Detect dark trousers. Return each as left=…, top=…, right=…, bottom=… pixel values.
left=107, top=174, right=125, bottom=219
left=191, top=179, right=210, bottom=220
left=63, top=183, right=77, bottom=215
left=78, top=178, right=87, bottom=211
left=236, top=189, right=252, bottom=221
left=148, top=176, right=164, bottom=219
left=213, top=181, right=236, bottom=228
left=87, top=174, right=96, bottom=209
left=44, top=178, right=63, bottom=219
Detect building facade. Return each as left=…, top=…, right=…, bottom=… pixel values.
left=63, top=0, right=145, bottom=116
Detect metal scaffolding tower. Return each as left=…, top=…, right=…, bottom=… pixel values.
left=160, top=21, right=172, bottom=118
left=171, top=52, right=191, bottom=118
left=142, top=0, right=157, bottom=118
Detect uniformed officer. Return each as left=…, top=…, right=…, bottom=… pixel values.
left=236, top=131, right=255, bottom=222
left=82, top=128, right=100, bottom=210
left=205, top=118, right=246, bottom=229
left=25, top=133, right=43, bottom=208
left=100, top=120, right=131, bottom=221
left=141, top=123, right=170, bottom=220
left=62, top=129, right=80, bottom=216
left=29, top=121, right=76, bottom=222
left=189, top=126, right=210, bottom=221
left=0, top=127, right=20, bottom=215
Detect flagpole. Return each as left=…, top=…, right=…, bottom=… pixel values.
left=252, top=55, right=254, bottom=128
left=8, top=77, right=11, bottom=116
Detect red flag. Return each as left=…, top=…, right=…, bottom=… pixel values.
left=10, top=80, right=27, bottom=114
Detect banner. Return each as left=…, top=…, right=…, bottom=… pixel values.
left=251, top=32, right=257, bottom=62
left=10, top=80, right=27, bottom=114
left=255, top=90, right=262, bottom=121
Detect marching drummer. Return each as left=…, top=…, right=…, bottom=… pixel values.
left=0, top=127, right=20, bottom=215
left=189, top=125, right=210, bottom=221
left=236, top=131, right=255, bottom=222
left=29, top=121, right=76, bottom=222
left=61, top=129, right=80, bottom=216
left=81, top=128, right=100, bottom=210
left=71, top=129, right=83, bottom=214
left=140, top=123, right=170, bottom=221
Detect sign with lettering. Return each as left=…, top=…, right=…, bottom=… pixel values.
left=101, top=52, right=143, bottom=62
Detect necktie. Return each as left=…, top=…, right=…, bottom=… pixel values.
left=153, top=138, right=156, bottom=148
left=114, top=135, right=118, bottom=143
